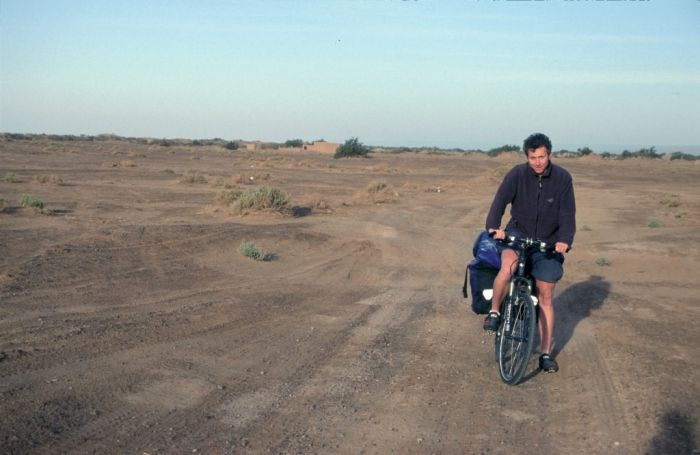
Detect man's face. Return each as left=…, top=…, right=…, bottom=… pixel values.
left=527, top=146, right=550, bottom=175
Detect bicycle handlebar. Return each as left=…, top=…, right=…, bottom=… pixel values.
left=488, top=231, right=558, bottom=253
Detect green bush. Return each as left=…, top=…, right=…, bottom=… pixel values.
left=334, top=137, right=369, bottom=158
left=284, top=139, right=303, bottom=147
left=18, top=194, right=44, bottom=209
left=231, top=186, right=290, bottom=213
left=647, top=219, right=661, bottom=228
left=595, top=257, right=612, bottom=266
left=239, top=241, right=272, bottom=261
left=225, top=141, right=239, bottom=150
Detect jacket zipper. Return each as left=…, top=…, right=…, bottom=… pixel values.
left=535, top=174, right=542, bottom=239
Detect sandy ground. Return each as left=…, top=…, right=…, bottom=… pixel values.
left=1, top=138, right=699, bottom=454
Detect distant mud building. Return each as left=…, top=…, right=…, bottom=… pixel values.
left=303, top=140, right=339, bottom=154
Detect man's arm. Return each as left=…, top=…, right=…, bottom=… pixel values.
left=557, top=176, right=576, bottom=250
left=485, top=167, right=517, bottom=238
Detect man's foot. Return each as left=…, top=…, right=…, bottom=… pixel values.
left=539, top=354, right=559, bottom=373
left=483, top=311, right=500, bottom=332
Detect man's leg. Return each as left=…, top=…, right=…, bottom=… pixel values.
left=536, top=279, right=556, bottom=354
left=536, top=279, right=560, bottom=373
left=483, top=249, right=517, bottom=332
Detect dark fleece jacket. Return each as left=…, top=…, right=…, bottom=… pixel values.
left=485, top=161, right=576, bottom=246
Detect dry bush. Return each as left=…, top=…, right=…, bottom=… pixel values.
left=3, top=172, right=20, bottom=183
left=119, top=160, right=136, bottom=167
left=363, top=181, right=398, bottom=204
left=659, top=193, right=681, bottom=208
left=33, top=174, right=64, bottom=185
left=230, top=186, right=290, bottom=214
left=217, top=189, right=242, bottom=205
left=180, top=170, right=208, bottom=184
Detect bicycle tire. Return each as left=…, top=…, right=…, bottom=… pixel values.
left=497, top=286, right=536, bottom=385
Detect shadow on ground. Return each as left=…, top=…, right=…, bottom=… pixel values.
left=647, top=409, right=698, bottom=455
left=555, top=275, right=610, bottom=355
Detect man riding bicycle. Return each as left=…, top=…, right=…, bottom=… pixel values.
left=482, top=133, right=576, bottom=373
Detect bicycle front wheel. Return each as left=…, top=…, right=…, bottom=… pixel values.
left=497, top=289, right=536, bottom=385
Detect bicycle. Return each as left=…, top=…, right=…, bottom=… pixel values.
left=493, top=234, right=555, bottom=385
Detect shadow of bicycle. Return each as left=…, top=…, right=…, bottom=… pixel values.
left=520, top=275, right=610, bottom=383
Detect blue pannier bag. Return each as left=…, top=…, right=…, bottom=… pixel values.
left=463, top=231, right=501, bottom=314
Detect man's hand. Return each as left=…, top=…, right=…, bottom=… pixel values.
left=555, top=242, right=569, bottom=254
left=488, top=228, right=506, bottom=240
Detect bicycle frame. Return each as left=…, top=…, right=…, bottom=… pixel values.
left=495, top=235, right=552, bottom=385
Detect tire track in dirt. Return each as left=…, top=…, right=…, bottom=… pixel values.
left=66, top=289, right=413, bottom=454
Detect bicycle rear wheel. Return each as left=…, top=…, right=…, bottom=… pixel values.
left=497, top=289, right=536, bottom=385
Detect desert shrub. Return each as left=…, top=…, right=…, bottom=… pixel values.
left=580, top=225, right=592, bottom=231
left=647, top=218, right=661, bottom=228
left=33, top=174, right=64, bottom=185
left=595, top=257, right=612, bottom=266
left=119, top=160, right=136, bottom=167
left=334, top=137, right=369, bottom=158
left=162, top=168, right=175, bottom=174
left=225, top=141, right=239, bottom=150
left=659, top=194, right=680, bottom=208
left=284, top=139, right=303, bottom=147
left=180, top=170, right=208, bottom=184
left=366, top=181, right=387, bottom=194
left=3, top=172, right=19, bottom=183
left=159, top=138, right=171, bottom=147
left=217, top=189, right=242, bottom=205
left=18, top=194, right=44, bottom=209
left=238, top=241, right=272, bottom=261
left=231, top=186, right=289, bottom=213
left=577, top=147, right=594, bottom=156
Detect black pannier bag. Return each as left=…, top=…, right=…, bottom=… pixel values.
left=463, top=231, right=501, bottom=314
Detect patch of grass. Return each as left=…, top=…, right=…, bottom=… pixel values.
left=595, top=257, right=612, bottom=266
left=119, top=160, right=136, bottom=167
left=162, top=168, right=175, bottom=174
left=238, top=241, right=272, bottom=261
left=659, top=193, right=680, bottom=208
left=18, top=194, right=44, bottom=209
left=180, top=170, right=208, bottom=184
left=647, top=218, right=662, bottom=228
left=3, top=172, right=20, bottom=183
left=33, top=174, right=64, bottom=185
left=231, top=186, right=290, bottom=214
left=581, top=225, right=592, bottom=231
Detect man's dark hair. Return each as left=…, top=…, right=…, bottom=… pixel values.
left=523, top=133, right=552, bottom=154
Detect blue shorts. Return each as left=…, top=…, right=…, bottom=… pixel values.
left=496, top=231, right=565, bottom=283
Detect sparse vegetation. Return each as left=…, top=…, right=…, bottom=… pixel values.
left=581, top=225, right=592, bottom=231
left=239, top=241, right=272, bottom=261
left=334, top=137, right=370, bottom=159
left=225, top=141, right=239, bottom=151
left=33, top=174, right=64, bottom=185
left=3, top=172, right=19, bottom=183
left=647, top=218, right=661, bottom=228
left=659, top=193, right=680, bottom=208
left=217, top=189, right=242, bottom=205
left=18, top=194, right=44, bottom=209
left=180, top=170, right=208, bottom=184
left=595, top=257, right=612, bottom=266
left=230, top=186, right=290, bottom=214
left=366, top=181, right=387, bottom=194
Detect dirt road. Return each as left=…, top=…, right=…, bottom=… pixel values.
left=1, top=139, right=698, bottom=454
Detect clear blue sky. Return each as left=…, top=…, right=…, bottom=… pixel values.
left=1, top=0, right=699, bottom=151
